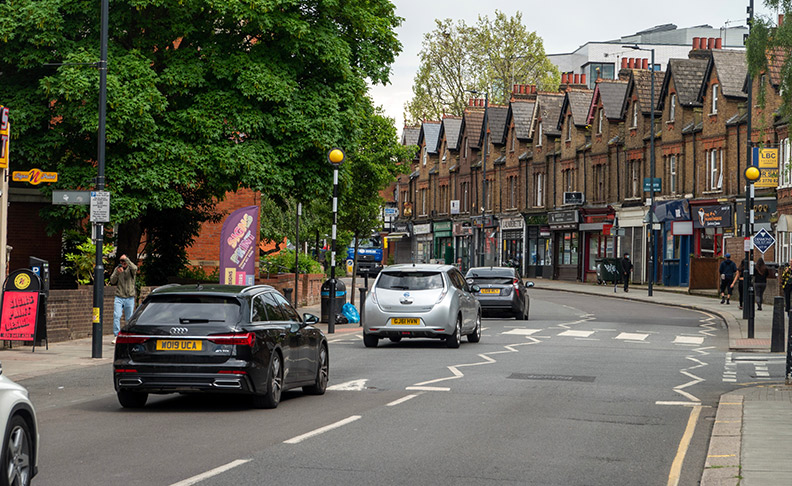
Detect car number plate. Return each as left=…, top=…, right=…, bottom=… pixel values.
left=392, top=318, right=420, bottom=326
left=480, top=288, right=500, bottom=294
left=156, top=340, right=202, bottom=351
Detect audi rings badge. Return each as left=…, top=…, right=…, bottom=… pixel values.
left=169, top=327, right=189, bottom=335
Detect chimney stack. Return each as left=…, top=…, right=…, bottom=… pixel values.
left=715, top=38, right=722, bottom=49
left=642, top=59, right=649, bottom=70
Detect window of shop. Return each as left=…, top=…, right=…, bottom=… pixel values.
left=502, top=231, right=523, bottom=272
left=699, top=227, right=723, bottom=257
left=587, top=233, right=614, bottom=271
left=665, top=232, right=681, bottom=259
left=559, top=232, right=579, bottom=265
left=780, top=138, right=791, bottom=188
left=780, top=232, right=792, bottom=264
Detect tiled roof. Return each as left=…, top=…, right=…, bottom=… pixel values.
left=518, top=151, right=531, bottom=161
left=660, top=58, right=709, bottom=108
left=439, top=117, right=463, bottom=151
left=709, top=50, right=747, bottom=99
left=418, top=121, right=441, bottom=155
left=509, top=100, right=536, bottom=140
left=632, top=70, right=664, bottom=115
left=402, top=127, right=420, bottom=146
left=462, top=109, right=485, bottom=150
left=681, top=121, right=703, bottom=134
left=483, top=106, right=509, bottom=145
left=493, top=155, right=506, bottom=165
left=536, top=93, right=565, bottom=136
left=597, top=80, right=628, bottom=120
left=560, top=89, right=594, bottom=129
left=726, top=112, right=748, bottom=126
left=767, top=47, right=788, bottom=87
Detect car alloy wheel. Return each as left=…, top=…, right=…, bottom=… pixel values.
left=446, top=317, right=461, bottom=348
left=304, top=345, right=328, bottom=395
left=467, top=313, right=481, bottom=343
left=254, top=352, right=283, bottom=409
left=4, top=416, right=31, bottom=486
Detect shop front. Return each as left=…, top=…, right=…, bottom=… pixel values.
left=526, top=225, right=552, bottom=278
left=549, top=210, right=580, bottom=281
left=615, top=206, right=647, bottom=283
left=433, top=221, right=453, bottom=264
left=654, top=199, right=692, bottom=287
left=473, top=215, right=499, bottom=267
left=738, top=197, right=777, bottom=263
left=579, top=209, right=616, bottom=283
left=690, top=203, right=732, bottom=258
left=412, top=222, right=433, bottom=263
left=388, top=222, right=412, bottom=264
left=453, top=222, right=474, bottom=273
left=500, top=216, right=525, bottom=276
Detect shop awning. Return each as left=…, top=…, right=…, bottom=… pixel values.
left=777, top=214, right=792, bottom=232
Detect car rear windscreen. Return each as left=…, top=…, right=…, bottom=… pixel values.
left=377, top=272, right=444, bottom=290
left=136, top=296, right=242, bottom=325
left=466, top=269, right=515, bottom=285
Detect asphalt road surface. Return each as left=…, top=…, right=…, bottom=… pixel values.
left=24, top=289, right=784, bottom=485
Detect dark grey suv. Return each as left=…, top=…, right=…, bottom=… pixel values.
left=465, top=267, right=533, bottom=320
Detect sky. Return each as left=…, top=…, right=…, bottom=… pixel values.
left=369, top=0, right=778, bottom=133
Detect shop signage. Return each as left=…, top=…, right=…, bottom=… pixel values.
left=0, top=269, right=42, bottom=342
left=453, top=222, right=473, bottom=236
left=753, top=228, right=775, bottom=254
left=450, top=200, right=460, bottom=215
left=402, top=202, right=413, bottom=218
left=12, top=168, right=58, bottom=185
left=433, top=221, right=452, bottom=232
left=383, top=207, right=398, bottom=217
left=672, top=221, right=693, bottom=235
left=643, top=177, right=662, bottom=192
left=393, top=222, right=410, bottom=234
left=563, top=192, right=584, bottom=205
left=548, top=210, right=578, bottom=228
left=472, top=215, right=497, bottom=228
left=501, top=217, right=524, bottom=230
left=736, top=198, right=776, bottom=225
left=413, top=223, right=432, bottom=235
left=0, top=106, right=9, bottom=169
left=752, top=147, right=779, bottom=188
left=693, top=205, right=732, bottom=229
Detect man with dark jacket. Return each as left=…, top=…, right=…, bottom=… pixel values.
left=620, top=253, right=633, bottom=292
left=110, top=254, right=137, bottom=343
left=719, top=253, right=737, bottom=304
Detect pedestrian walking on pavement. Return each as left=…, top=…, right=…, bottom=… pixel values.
left=110, top=254, right=137, bottom=343
left=734, top=258, right=747, bottom=310
left=782, top=258, right=792, bottom=312
left=754, top=258, right=770, bottom=311
left=719, top=253, right=737, bottom=304
left=620, top=253, right=633, bottom=292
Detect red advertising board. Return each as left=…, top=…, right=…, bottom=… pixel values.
left=0, top=291, right=39, bottom=341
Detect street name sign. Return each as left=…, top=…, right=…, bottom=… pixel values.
left=52, top=191, right=90, bottom=205
left=90, top=191, right=110, bottom=223
left=753, top=228, right=775, bottom=254
left=643, top=177, right=661, bottom=192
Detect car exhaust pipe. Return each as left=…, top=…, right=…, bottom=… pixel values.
left=118, top=378, right=143, bottom=387
left=213, top=379, right=243, bottom=389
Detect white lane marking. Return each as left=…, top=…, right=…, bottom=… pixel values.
left=405, top=386, right=451, bottom=391
left=170, top=459, right=252, bottom=486
left=615, top=332, right=648, bottom=341
left=502, top=329, right=542, bottom=335
left=284, top=416, right=362, bottom=444
left=327, top=379, right=368, bottom=391
left=387, top=394, right=421, bottom=406
left=674, top=336, right=704, bottom=345
left=656, top=401, right=705, bottom=407
left=558, top=330, right=594, bottom=338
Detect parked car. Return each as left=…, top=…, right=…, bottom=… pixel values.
left=0, top=363, right=39, bottom=486
left=363, top=264, right=481, bottom=348
left=113, top=284, right=328, bottom=409
left=465, top=267, right=533, bottom=320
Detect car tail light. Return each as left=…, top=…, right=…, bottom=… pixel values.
left=435, top=288, right=448, bottom=304
left=208, top=332, right=255, bottom=347
left=513, top=279, right=520, bottom=297
left=115, top=333, right=149, bottom=344
left=114, top=368, right=138, bottom=373
left=369, top=290, right=378, bottom=305
left=218, top=370, right=248, bottom=375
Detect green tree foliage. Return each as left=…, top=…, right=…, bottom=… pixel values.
left=404, top=10, right=559, bottom=124
left=0, top=0, right=403, bottom=284
left=746, top=3, right=790, bottom=113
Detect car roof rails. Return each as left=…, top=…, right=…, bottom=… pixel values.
left=242, top=284, right=274, bottom=293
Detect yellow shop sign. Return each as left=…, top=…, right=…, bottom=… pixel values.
left=12, top=168, right=58, bottom=185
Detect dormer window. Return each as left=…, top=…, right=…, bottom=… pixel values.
left=669, top=94, right=676, bottom=122
left=711, top=84, right=719, bottom=115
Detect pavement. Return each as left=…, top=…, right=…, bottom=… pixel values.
left=0, top=280, right=788, bottom=484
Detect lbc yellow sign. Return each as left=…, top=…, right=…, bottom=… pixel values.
left=753, top=148, right=779, bottom=188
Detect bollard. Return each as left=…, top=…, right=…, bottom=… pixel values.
left=772, top=296, right=785, bottom=352
left=358, top=287, right=367, bottom=327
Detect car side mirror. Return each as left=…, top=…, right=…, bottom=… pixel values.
left=303, top=313, right=320, bottom=325
left=466, top=278, right=474, bottom=285
left=471, top=285, right=481, bottom=292
left=526, top=281, right=535, bottom=288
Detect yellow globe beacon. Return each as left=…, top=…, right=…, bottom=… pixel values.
left=744, top=166, right=761, bottom=182
left=328, top=148, right=345, bottom=166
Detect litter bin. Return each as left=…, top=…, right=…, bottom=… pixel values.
left=321, top=279, right=347, bottom=323
left=596, top=258, right=622, bottom=285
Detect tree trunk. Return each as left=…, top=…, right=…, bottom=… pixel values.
left=351, top=232, right=359, bottom=306
left=116, top=219, right=144, bottom=265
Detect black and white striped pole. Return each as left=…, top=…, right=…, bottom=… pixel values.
left=327, top=148, right=345, bottom=334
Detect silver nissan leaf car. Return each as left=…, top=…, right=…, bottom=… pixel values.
left=362, top=264, right=481, bottom=348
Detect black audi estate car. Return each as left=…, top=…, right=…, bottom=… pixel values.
left=113, top=284, right=328, bottom=409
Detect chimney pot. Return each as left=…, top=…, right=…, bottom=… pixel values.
left=780, top=14, right=785, bottom=27
left=562, top=73, right=568, bottom=84
left=707, top=38, right=715, bottom=49
left=628, top=58, right=635, bottom=69
left=573, top=74, right=579, bottom=84
left=715, top=38, right=722, bottom=49
left=621, top=57, right=629, bottom=69
left=692, top=37, right=700, bottom=50
left=580, top=74, right=586, bottom=85
left=513, top=84, right=520, bottom=94
left=642, top=59, right=649, bottom=70
left=532, top=85, right=537, bottom=94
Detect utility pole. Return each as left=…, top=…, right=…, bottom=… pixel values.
left=744, top=0, right=755, bottom=334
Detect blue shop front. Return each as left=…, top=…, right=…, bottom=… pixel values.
left=654, top=199, right=692, bottom=287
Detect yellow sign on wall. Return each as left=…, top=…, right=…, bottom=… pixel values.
left=12, top=168, right=58, bottom=185
left=753, top=148, right=779, bottom=188
left=0, top=107, right=9, bottom=169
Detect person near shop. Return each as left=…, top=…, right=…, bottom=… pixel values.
left=620, top=253, right=633, bottom=292
left=781, top=258, right=792, bottom=312
left=753, top=258, right=770, bottom=311
left=719, top=253, right=737, bottom=304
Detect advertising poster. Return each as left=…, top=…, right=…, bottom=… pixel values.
left=693, top=205, right=732, bottom=228
left=219, top=206, right=259, bottom=286
left=0, top=291, right=39, bottom=341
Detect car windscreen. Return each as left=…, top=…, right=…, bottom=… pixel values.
left=377, top=271, right=444, bottom=290
left=135, top=295, right=242, bottom=325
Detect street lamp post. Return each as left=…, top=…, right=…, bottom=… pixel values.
left=624, top=44, right=656, bottom=297
left=465, top=90, right=488, bottom=266
left=745, top=166, right=760, bottom=337
left=327, top=148, right=345, bottom=334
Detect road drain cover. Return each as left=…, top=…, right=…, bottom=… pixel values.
left=508, top=373, right=595, bottom=383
